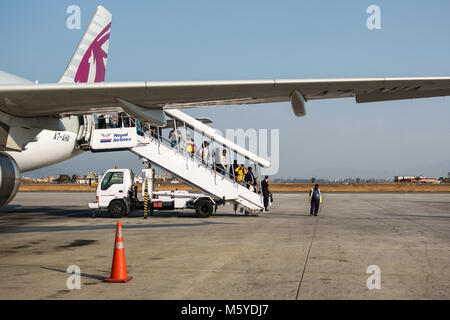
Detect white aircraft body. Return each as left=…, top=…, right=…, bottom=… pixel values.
left=0, top=6, right=449, bottom=206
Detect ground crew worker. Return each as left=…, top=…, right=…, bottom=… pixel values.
left=261, top=176, right=270, bottom=212
left=309, top=184, right=322, bottom=216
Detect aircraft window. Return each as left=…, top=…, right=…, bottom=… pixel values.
left=101, top=172, right=124, bottom=190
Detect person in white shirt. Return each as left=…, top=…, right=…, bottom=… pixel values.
left=197, top=141, right=210, bottom=165
left=220, top=149, right=227, bottom=175
left=213, top=148, right=227, bottom=175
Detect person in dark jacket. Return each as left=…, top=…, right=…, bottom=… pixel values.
left=261, top=176, right=270, bottom=211
left=97, top=113, right=106, bottom=129
left=229, top=160, right=239, bottom=181
left=244, top=167, right=257, bottom=191
left=309, top=184, right=322, bottom=216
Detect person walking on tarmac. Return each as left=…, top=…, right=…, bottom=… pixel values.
left=309, top=184, right=322, bottom=216
left=261, top=176, right=270, bottom=212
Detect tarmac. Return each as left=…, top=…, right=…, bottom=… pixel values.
left=0, top=192, right=448, bottom=300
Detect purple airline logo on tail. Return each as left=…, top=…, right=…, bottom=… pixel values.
left=74, top=22, right=111, bottom=83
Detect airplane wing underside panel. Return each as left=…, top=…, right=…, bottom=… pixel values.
left=0, top=77, right=450, bottom=118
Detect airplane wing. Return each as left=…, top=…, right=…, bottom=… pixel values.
left=1, top=77, right=450, bottom=119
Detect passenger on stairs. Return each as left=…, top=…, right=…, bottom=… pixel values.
left=191, top=138, right=196, bottom=157
left=235, top=164, right=247, bottom=185
left=197, top=141, right=210, bottom=165
left=169, top=128, right=182, bottom=147
left=136, top=120, right=144, bottom=136
left=150, top=126, right=158, bottom=138
left=213, top=148, right=225, bottom=174
left=109, top=113, right=119, bottom=128
left=97, top=113, right=106, bottom=129
left=245, top=166, right=257, bottom=191
left=229, top=160, right=239, bottom=181
left=186, top=135, right=195, bottom=158
left=220, top=149, right=227, bottom=175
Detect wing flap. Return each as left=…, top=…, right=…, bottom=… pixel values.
left=356, top=88, right=450, bottom=103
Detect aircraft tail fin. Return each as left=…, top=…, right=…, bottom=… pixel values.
left=59, top=6, right=112, bottom=84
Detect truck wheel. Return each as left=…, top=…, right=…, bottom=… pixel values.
left=108, top=200, right=128, bottom=218
left=195, top=199, right=214, bottom=218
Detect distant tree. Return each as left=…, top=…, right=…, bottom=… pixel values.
left=57, top=174, right=71, bottom=184
left=311, top=177, right=316, bottom=184
left=71, top=174, right=78, bottom=183
left=356, top=177, right=361, bottom=183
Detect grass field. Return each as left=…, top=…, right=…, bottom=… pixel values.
left=18, top=182, right=450, bottom=193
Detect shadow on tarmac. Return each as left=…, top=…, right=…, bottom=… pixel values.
left=0, top=204, right=259, bottom=220
left=0, top=203, right=241, bottom=234
left=41, top=267, right=104, bottom=281
left=0, top=219, right=236, bottom=234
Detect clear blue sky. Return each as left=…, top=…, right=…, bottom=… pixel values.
left=1, top=0, right=449, bottom=179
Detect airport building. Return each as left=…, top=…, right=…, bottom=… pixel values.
left=394, top=176, right=441, bottom=183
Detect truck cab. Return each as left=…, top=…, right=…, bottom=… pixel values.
left=91, top=168, right=136, bottom=217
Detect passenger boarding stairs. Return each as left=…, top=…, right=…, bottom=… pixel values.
left=87, top=109, right=270, bottom=213
left=132, top=134, right=263, bottom=212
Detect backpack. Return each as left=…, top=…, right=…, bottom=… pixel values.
left=312, top=189, right=320, bottom=201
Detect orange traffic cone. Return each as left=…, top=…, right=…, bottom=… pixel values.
left=104, top=222, right=133, bottom=283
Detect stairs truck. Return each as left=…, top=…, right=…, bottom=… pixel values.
left=88, top=167, right=221, bottom=218
left=86, top=108, right=271, bottom=217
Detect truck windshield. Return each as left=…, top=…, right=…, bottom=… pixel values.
left=101, top=171, right=124, bottom=190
